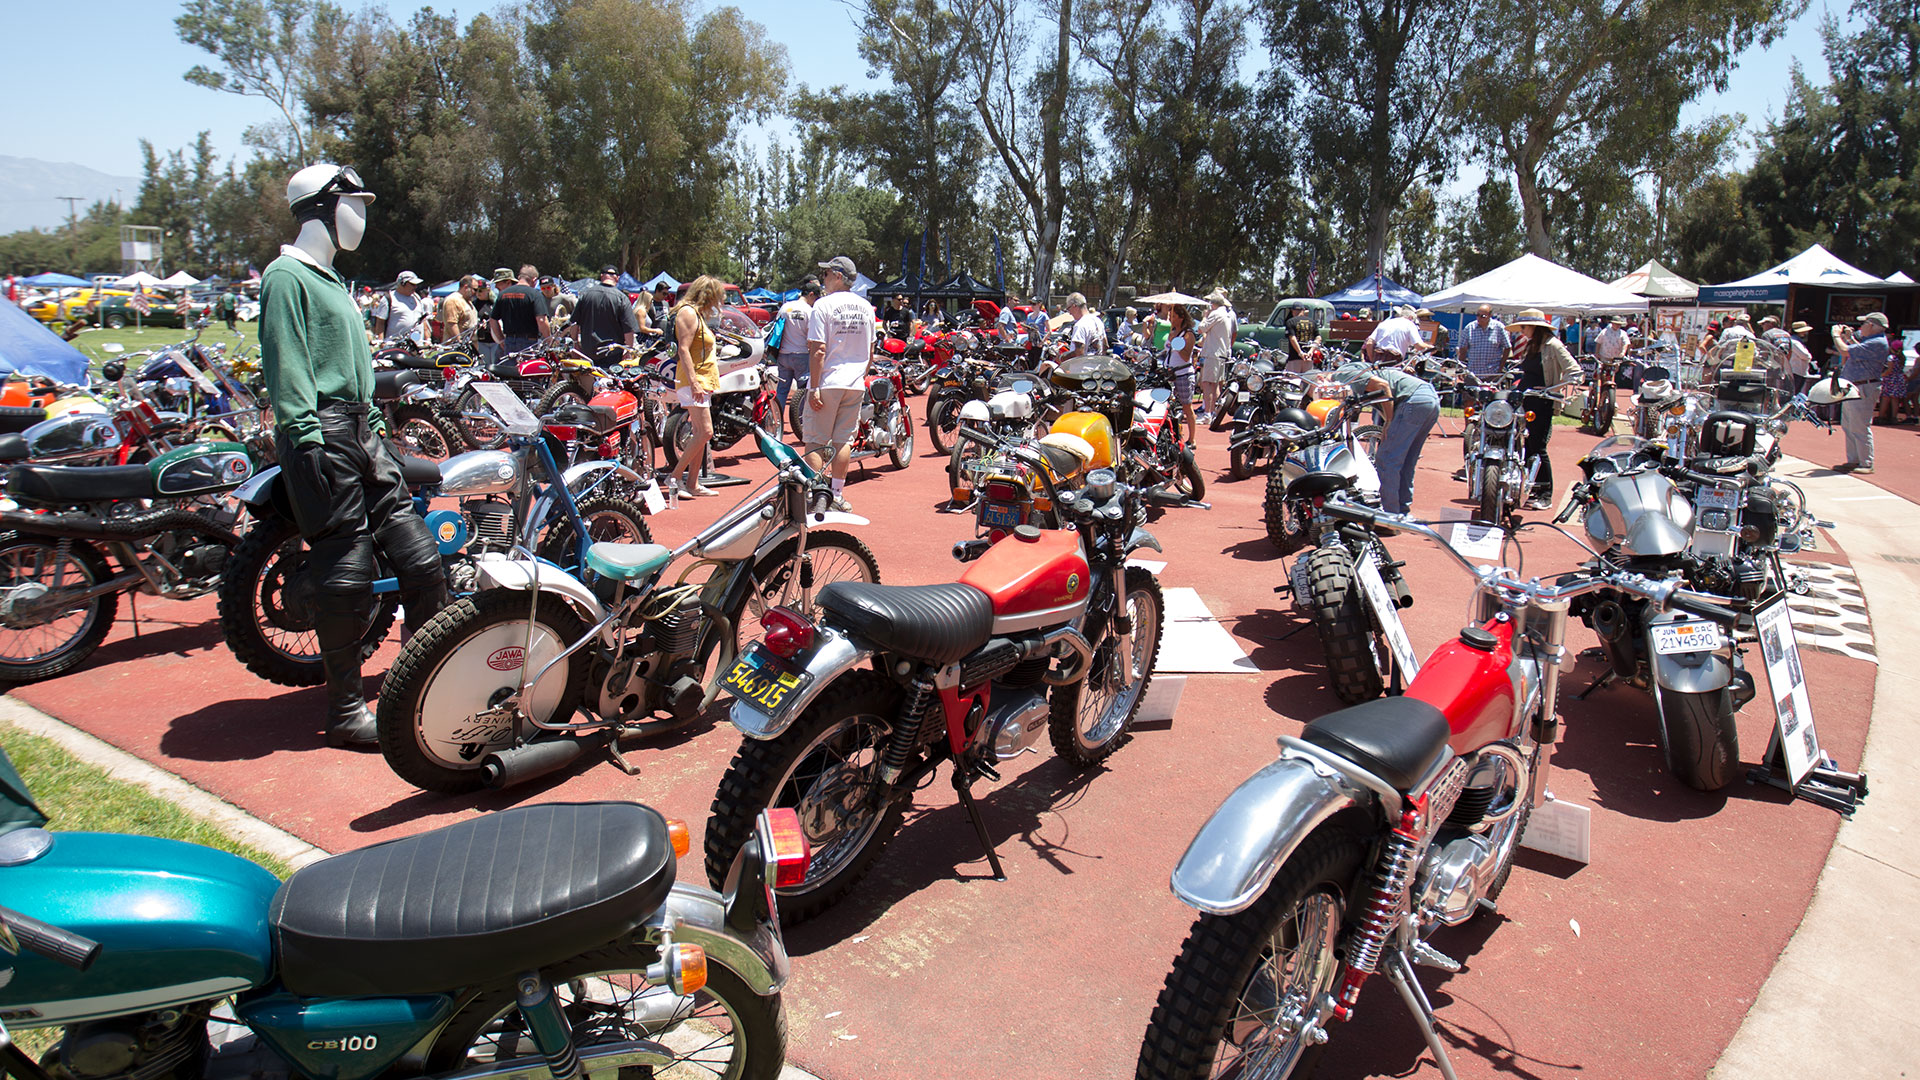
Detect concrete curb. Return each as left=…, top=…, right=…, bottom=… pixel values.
left=0, top=697, right=830, bottom=1080
left=1710, top=456, right=1920, bottom=1079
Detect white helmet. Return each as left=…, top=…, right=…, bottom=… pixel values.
left=286, top=164, right=376, bottom=212
left=1805, top=374, right=1861, bottom=405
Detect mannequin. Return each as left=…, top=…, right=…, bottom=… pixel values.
left=259, top=164, right=449, bottom=747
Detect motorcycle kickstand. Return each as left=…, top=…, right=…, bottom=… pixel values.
left=1384, top=950, right=1462, bottom=1080
left=1574, top=669, right=1615, bottom=701
left=604, top=728, right=642, bottom=776
left=952, top=765, right=1007, bottom=882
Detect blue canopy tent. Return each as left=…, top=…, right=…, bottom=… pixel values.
left=0, top=300, right=92, bottom=384
left=639, top=272, right=679, bottom=293
left=21, top=273, right=91, bottom=289
left=743, top=287, right=778, bottom=301
left=617, top=272, right=646, bottom=293
left=1321, top=273, right=1423, bottom=312
left=430, top=280, right=461, bottom=297
left=567, top=278, right=597, bottom=293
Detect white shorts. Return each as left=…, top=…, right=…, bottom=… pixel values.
left=805, top=387, right=865, bottom=451
left=675, top=385, right=709, bottom=408
left=1202, top=352, right=1228, bottom=383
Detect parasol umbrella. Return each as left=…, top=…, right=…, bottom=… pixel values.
left=1134, top=290, right=1207, bottom=306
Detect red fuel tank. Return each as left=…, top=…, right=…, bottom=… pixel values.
left=589, top=387, right=639, bottom=423
left=1406, top=617, right=1520, bottom=755
left=959, top=529, right=1090, bottom=633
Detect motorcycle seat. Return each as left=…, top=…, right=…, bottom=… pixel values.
left=487, top=357, right=525, bottom=380
left=0, top=406, right=47, bottom=434
left=817, top=581, right=994, bottom=666
left=551, top=401, right=622, bottom=434
left=386, top=351, right=449, bottom=371
left=1300, top=696, right=1451, bottom=791
left=372, top=369, right=425, bottom=401
left=586, top=541, right=673, bottom=581
left=269, top=801, right=675, bottom=998
left=1037, top=441, right=1088, bottom=478
left=1286, top=470, right=1354, bottom=501
left=0, top=433, right=27, bottom=463
left=394, top=452, right=443, bottom=487
left=7, top=463, right=154, bottom=504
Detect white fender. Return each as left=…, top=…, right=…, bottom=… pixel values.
left=472, top=556, right=608, bottom=623
left=749, top=515, right=871, bottom=563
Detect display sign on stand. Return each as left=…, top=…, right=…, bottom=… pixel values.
left=1746, top=595, right=1870, bottom=814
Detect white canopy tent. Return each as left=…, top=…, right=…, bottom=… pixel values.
left=1422, top=253, right=1649, bottom=315
left=159, top=271, right=201, bottom=288
left=850, top=273, right=876, bottom=298
left=1888, top=271, right=1915, bottom=284
left=1609, top=259, right=1699, bottom=300
left=111, top=271, right=165, bottom=289
left=1698, top=243, right=1884, bottom=303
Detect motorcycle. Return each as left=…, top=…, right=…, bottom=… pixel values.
left=0, top=440, right=258, bottom=682
left=704, top=457, right=1165, bottom=924
left=217, top=383, right=651, bottom=691
left=1137, top=500, right=1741, bottom=1080
left=373, top=368, right=465, bottom=463
left=1248, top=384, right=1385, bottom=554
left=781, top=360, right=915, bottom=471
left=1457, top=367, right=1574, bottom=524
left=1578, top=353, right=1622, bottom=435
left=1124, top=362, right=1207, bottom=503
left=922, top=338, right=999, bottom=457
left=373, top=425, right=878, bottom=794
left=946, top=372, right=1052, bottom=501
left=0, top=753, right=806, bottom=1080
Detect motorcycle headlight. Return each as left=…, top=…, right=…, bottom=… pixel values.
left=1232, top=362, right=1252, bottom=381
left=1246, top=374, right=1264, bottom=392
left=1483, top=400, right=1515, bottom=427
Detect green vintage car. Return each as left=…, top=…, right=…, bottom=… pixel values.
left=93, top=294, right=210, bottom=329
left=1233, top=297, right=1333, bottom=356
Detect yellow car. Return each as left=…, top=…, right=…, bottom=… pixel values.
left=23, top=288, right=132, bottom=324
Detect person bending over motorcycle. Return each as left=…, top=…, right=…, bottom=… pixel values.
left=1504, top=308, right=1581, bottom=510
left=261, top=164, right=449, bottom=747
left=1329, top=360, right=1439, bottom=515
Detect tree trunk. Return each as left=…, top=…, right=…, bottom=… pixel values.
left=1102, top=198, right=1142, bottom=308
left=1032, top=0, right=1072, bottom=300
left=1513, top=155, right=1554, bottom=259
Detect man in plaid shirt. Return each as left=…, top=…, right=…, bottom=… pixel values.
left=1452, top=304, right=1512, bottom=480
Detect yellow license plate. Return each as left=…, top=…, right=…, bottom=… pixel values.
left=724, top=647, right=807, bottom=715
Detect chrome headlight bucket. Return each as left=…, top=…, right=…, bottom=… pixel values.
left=1482, top=399, right=1515, bottom=428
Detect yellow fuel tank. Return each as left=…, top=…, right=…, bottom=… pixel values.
left=1306, top=398, right=1340, bottom=427
left=1049, top=411, right=1117, bottom=470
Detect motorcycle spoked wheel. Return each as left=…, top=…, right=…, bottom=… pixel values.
left=1475, top=463, right=1508, bottom=525
left=1230, top=436, right=1277, bottom=482
left=534, top=381, right=592, bottom=424
left=705, top=671, right=904, bottom=926
left=456, top=386, right=509, bottom=450
left=925, top=394, right=961, bottom=457
left=387, top=404, right=463, bottom=462
left=1263, top=470, right=1310, bottom=555
left=1305, top=544, right=1386, bottom=704
left=535, top=492, right=654, bottom=568
left=886, top=408, right=915, bottom=469
left=215, top=516, right=398, bottom=688
left=1048, top=566, right=1163, bottom=765
left=1137, top=825, right=1369, bottom=1080
left=0, top=533, right=117, bottom=684
left=426, top=941, right=787, bottom=1080
left=1351, top=423, right=1384, bottom=461
left=375, top=590, right=590, bottom=794
left=1656, top=686, right=1740, bottom=791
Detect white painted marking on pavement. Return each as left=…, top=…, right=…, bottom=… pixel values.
left=1156, top=588, right=1258, bottom=672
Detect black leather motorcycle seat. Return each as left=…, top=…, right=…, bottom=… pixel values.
left=1287, top=470, right=1354, bottom=501
left=1301, top=696, right=1451, bottom=791
left=488, top=357, right=526, bottom=380
left=0, top=433, right=27, bottom=462
left=0, top=407, right=46, bottom=435
left=551, top=401, right=621, bottom=434
left=392, top=452, right=443, bottom=487
left=269, top=802, right=674, bottom=998
left=1038, top=442, right=1085, bottom=478
left=372, top=369, right=424, bottom=401
left=818, top=581, right=995, bottom=666
left=7, top=463, right=154, bottom=504
left=388, top=351, right=449, bottom=370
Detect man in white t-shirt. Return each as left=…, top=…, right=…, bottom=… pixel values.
left=1364, top=305, right=1424, bottom=365
left=774, top=278, right=820, bottom=416
left=1048, top=292, right=1108, bottom=375
left=1198, top=288, right=1236, bottom=418
left=372, top=270, right=432, bottom=346
left=805, top=256, right=875, bottom=510
left=997, top=295, right=1020, bottom=340
left=1595, top=315, right=1630, bottom=364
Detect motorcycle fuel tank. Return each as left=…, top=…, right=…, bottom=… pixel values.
left=0, top=831, right=279, bottom=1027
left=588, top=387, right=639, bottom=423
left=1049, top=411, right=1116, bottom=470
left=1406, top=618, right=1520, bottom=756
left=958, top=528, right=1090, bottom=633
left=438, top=449, right=518, bottom=497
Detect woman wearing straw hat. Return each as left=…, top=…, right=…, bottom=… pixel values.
left=1506, top=308, right=1581, bottom=510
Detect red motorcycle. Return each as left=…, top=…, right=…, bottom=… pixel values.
left=784, top=359, right=916, bottom=470
left=1137, top=498, right=1741, bottom=1079
left=704, top=464, right=1165, bottom=924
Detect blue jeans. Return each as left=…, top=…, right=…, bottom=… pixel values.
left=776, top=352, right=809, bottom=412
left=1376, top=389, right=1439, bottom=514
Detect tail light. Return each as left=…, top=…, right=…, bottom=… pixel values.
left=665, top=818, right=690, bottom=858
left=762, top=807, right=811, bottom=888
left=983, top=481, right=1022, bottom=503
left=761, top=606, right=815, bottom=658
left=649, top=942, right=707, bottom=996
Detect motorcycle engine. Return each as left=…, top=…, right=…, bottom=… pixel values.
left=179, top=543, right=229, bottom=579
left=464, top=498, right=517, bottom=551
left=868, top=403, right=897, bottom=447
left=46, top=1006, right=210, bottom=1080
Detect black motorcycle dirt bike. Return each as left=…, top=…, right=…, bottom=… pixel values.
left=0, top=442, right=256, bottom=683
left=1579, top=354, right=1621, bottom=435
left=924, top=353, right=1002, bottom=456
left=1283, top=473, right=1413, bottom=704
left=704, top=462, right=1165, bottom=925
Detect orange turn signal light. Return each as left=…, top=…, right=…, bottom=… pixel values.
left=666, top=818, right=691, bottom=858
left=1464, top=407, right=1476, bottom=418
left=672, top=943, right=707, bottom=995
left=1524, top=411, right=1536, bottom=422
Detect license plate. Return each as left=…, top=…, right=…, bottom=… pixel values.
left=983, top=501, right=1023, bottom=529
left=1650, top=620, right=1726, bottom=655
left=1695, top=486, right=1738, bottom=512
left=724, top=644, right=808, bottom=716
left=1237, top=390, right=1251, bottom=401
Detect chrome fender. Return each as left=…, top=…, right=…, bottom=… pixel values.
left=1647, top=610, right=1733, bottom=694
left=648, top=881, right=790, bottom=994
left=472, top=556, right=609, bottom=624
left=728, top=626, right=874, bottom=740
left=1171, top=753, right=1371, bottom=915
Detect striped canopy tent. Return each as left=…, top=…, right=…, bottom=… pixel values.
left=1609, top=260, right=1699, bottom=300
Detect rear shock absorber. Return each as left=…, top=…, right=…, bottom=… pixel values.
left=879, top=676, right=937, bottom=784
left=1335, top=808, right=1424, bottom=1015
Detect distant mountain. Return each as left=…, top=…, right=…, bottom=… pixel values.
left=0, top=157, right=140, bottom=236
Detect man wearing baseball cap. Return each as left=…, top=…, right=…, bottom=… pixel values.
left=1833, top=311, right=1893, bottom=473
left=372, top=269, right=431, bottom=346
left=805, top=255, right=874, bottom=510
left=569, top=265, right=640, bottom=360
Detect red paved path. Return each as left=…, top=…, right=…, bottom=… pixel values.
left=9, top=402, right=1871, bottom=1079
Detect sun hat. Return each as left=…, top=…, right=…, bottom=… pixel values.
left=1758, top=314, right=1779, bottom=327
left=1790, top=320, right=1813, bottom=334
left=1610, top=315, right=1626, bottom=325
left=1206, top=288, right=1229, bottom=305
left=1506, top=308, right=1555, bottom=331
left=492, top=267, right=514, bottom=282
left=1414, top=307, right=1432, bottom=319
left=1858, top=311, right=1889, bottom=328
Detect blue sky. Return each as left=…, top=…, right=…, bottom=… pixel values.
left=0, top=0, right=1851, bottom=184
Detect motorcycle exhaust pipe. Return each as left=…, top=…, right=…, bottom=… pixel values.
left=952, top=538, right=992, bottom=562
left=482, top=737, right=591, bottom=789
left=1590, top=599, right=1629, bottom=642
left=0, top=507, right=237, bottom=544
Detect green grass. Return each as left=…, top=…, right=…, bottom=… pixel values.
left=0, top=725, right=291, bottom=878
left=61, top=322, right=259, bottom=372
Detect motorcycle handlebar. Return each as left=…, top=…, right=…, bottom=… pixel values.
left=0, top=905, right=102, bottom=971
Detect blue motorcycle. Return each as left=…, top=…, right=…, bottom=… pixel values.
left=0, top=751, right=805, bottom=1080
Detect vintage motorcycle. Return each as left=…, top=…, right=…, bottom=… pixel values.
left=1272, top=463, right=1412, bottom=705
left=0, top=440, right=257, bottom=683
left=704, top=458, right=1165, bottom=925
left=0, top=752, right=806, bottom=1080
left=945, top=372, right=1052, bottom=500
left=217, top=384, right=650, bottom=690
left=1137, top=500, right=1741, bottom=1080
left=1458, top=367, right=1574, bottom=524
left=372, top=368, right=465, bottom=462
left=374, top=425, right=877, bottom=794
left=1249, top=386, right=1384, bottom=554
left=782, top=360, right=916, bottom=471
left=1578, top=353, right=1622, bottom=435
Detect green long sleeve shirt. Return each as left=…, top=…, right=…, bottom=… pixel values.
left=259, top=251, right=382, bottom=448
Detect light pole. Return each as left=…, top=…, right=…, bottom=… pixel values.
left=57, top=196, right=82, bottom=269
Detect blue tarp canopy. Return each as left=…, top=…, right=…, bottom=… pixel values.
left=21, top=273, right=90, bottom=289
left=616, top=272, right=645, bottom=293
left=743, top=287, right=778, bottom=301
left=640, top=272, right=678, bottom=292
left=567, top=278, right=597, bottom=293
left=1321, top=273, right=1424, bottom=311
left=0, top=300, right=91, bottom=384
left=430, top=280, right=461, bottom=297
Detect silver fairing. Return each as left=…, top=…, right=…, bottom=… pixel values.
left=1589, top=471, right=1693, bottom=557
left=438, top=449, right=520, bottom=496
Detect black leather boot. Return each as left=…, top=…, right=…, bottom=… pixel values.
left=400, top=577, right=451, bottom=639
left=314, top=605, right=377, bottom=748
